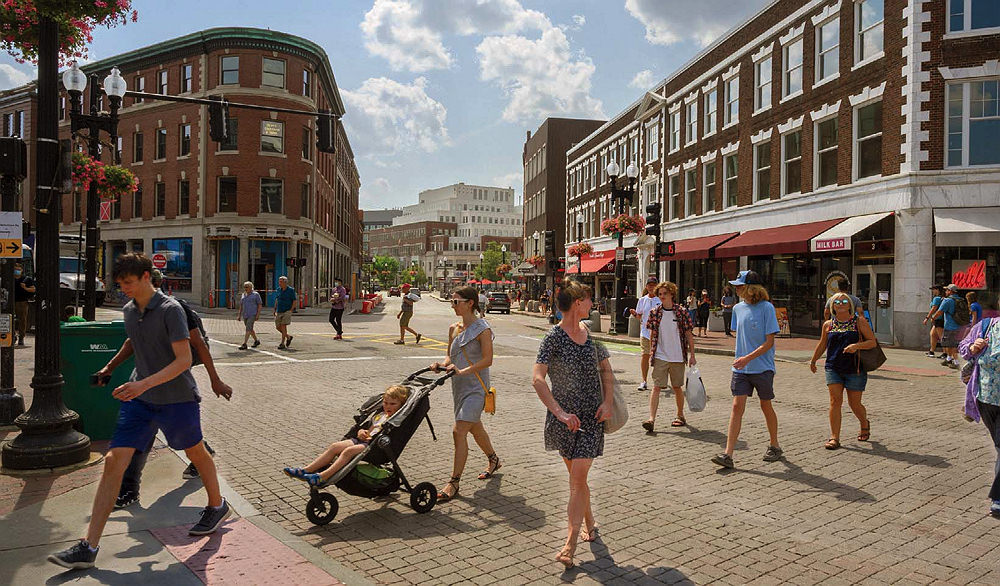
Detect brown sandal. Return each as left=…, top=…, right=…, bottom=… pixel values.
left=858, top=420, right=871, bottom=441
left=477, top=453, right=502, bottom=480
left=437, top=476, right=460, bottom=501
left=824, top=438, right=841, bottom=450
left=671, top=417, right=686, bottom=427
left=555, top=547, right=575, bottom=569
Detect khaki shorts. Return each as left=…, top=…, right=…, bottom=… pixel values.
left=399, top=311, right=413, bottom=328
left=640, top=337, right=651, bottom=353
left=274, top=310, right=293, bottom=326
left=651, top=359, right=685, bottom=389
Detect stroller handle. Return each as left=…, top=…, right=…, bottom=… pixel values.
left=406, top=367, right=457, bottom=386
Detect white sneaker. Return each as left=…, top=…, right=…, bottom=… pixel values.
left=637, top=381, right=647, bottom=391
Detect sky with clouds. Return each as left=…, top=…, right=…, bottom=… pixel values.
left=0, top=0, right=768, bottom=209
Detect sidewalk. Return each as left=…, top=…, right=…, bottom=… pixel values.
left=511, top=307, right=955, bottom=378
left=0, top=431, right=369, bottom=585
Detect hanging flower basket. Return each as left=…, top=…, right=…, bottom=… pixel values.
left=567, top=242, right=593, bottom=258
left=526, top=255, right=545, bottom=267
left=601, top=214, right=645, bottom=238
left=72, top=151, right=138, bottom=201
left=495, top=263, right=512, bottom=277
left=0, top=1, right=138, bottom=65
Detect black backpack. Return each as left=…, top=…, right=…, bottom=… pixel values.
left=950, top=295, right=971, bottom=325
left=176, top=298, right=210, bottom=366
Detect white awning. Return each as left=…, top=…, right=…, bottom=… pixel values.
left=934, top=208, right=1000, bottom=247
left=810, top=212, right=893, bottom=253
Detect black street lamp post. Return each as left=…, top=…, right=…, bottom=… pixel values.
left=2, top=17, right=92, bottom=470
left=62, top=61, right=127, bottom=321
left=576, top=212, right=585, bottom=278
left=606, top=161, right=639, bottom=335
left=532, top=230, right=539, bottom=298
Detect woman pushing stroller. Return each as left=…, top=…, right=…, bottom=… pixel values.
left=283, top=384, right=410, bottom=486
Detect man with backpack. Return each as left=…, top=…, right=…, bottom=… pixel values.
left=933, top=283, right=970, bottom=369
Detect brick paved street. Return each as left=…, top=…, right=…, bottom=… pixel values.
left=10, top=297, right=1000, bottom=584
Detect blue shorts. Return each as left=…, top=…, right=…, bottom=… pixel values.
left=731, top=371, right=775, bottom=400
left=824, top=369, right=868, bottom=391
left=109, top=399, right=204, bottom=452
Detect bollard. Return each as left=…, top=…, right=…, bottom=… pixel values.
left=589, top=310, right=602, bottom=333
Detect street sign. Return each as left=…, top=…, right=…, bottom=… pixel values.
left=152, top=253, right=167, bottom=269
left=100, top=201, right=111, bottom=221
left=0, top=211, right=22, bottom=259
left=615, top=247, right=624, bottom=261
left=0, top=314, right=11, bottom=347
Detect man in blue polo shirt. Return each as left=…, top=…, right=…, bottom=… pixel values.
left=274, top=275, right=296, bottom=349
left=48, top=254, right=229, bottom=570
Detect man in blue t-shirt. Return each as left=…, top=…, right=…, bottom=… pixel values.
left=274, top=275, right=297, bottom=349
left=932, top=283, right=964, bottom=369
left=712, top=270, right=782, bottom=469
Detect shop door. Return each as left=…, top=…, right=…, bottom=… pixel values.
left=854, top=266, right=893, bottom=345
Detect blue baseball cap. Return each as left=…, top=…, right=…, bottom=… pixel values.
left=729, top=270, right=763, bottom=286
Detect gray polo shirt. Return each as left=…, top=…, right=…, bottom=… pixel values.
left=123, top=290, right=199, bottom=404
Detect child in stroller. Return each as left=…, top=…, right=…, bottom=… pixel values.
left=283, top=384, right=409, bottom=486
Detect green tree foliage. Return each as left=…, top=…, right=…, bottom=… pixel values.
left=372, top=255, right=400, bottom=288
left=475, top=241, right=505, bottom=280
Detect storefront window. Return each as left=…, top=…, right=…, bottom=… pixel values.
left=152, top=237, right=193, bottom=292
left=935, top=246, right=999, bottom=310
left=749, top=253, right=852, bottom=334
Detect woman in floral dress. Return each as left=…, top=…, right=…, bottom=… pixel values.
left=532, top=280, right=614, bottom=569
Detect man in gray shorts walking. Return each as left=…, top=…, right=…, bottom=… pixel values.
left=237, top=281, right=262, bottom=350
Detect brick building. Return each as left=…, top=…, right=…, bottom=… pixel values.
left=53, top=27, right=361, bottom=307
left=566, top=0, right=1000, bottom=347
left=521, top=117, right=605, bottom=291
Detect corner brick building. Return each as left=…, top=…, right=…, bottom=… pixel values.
left=53, top=27, right=361, bottom=307
left=566, top=0, right=1000, bottom=347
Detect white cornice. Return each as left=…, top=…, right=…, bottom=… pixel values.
left=938, top=59, right=1000, bottom=80
left=848, top=81, right=887, bottom=106
left=809, top=99, right=842, bottom=121
left=668, top=101, right=682, bottom=113
left=700, top=151, right=718, bottom=164
left=751, top=128, right=773, bottom=144
left=777, top=115, right=805, bottom=134
left=684, top=90, right=699, bottom=104
left=682, top=158, right=699, bottom=170
left=667, top=164, right=681, bottom=176
left=722, top=63, right=741, bottom=80
left=701, top=78, right=719, bottom=93
left=779, top=23, right=805, bottom=45
left=811, top=0, right=842, bottom=25
left=720, top=141, right=740, bottom=155
left=752, top=42, right=775, bottom=63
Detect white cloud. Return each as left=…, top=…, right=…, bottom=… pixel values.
left=629, top=69, right=655, bottom=89
left=361, top=0, right=549, bottom=72
left=341, top=77, right=451, bottom=157
left=625, top=0, right=767, bottom=47
left=0, top=64, right=33, bottom=90
left=477, top=26, right=604, bottom=125
left=572, top=14, right=586, bottom=28
left=360, top=177, right=393, bottom=207
left=491, top=172, right=522, bottom=196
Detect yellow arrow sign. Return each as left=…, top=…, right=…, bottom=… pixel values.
left=0, top=238, right=21, bottom=258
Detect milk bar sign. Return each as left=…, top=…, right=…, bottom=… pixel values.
left=813, top=237, right=849, bottom=252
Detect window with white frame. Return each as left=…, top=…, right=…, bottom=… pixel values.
left=949, top=0, right=1000, bottom=32
left=855, top=101, right=883, bottom=178
left=783, top=36, right=803, bottom=98
left=685, top=101, right=698, bottom=145
left=856, top=0, right=884, bottom=63
left=645, top=122, right=659, bottom=162
left=782, top=131, right=802, bottom=194
left=669, top=174, right=681, bottom=220
left=815, top=117, right=839, bottom=188
left=755, top=57, right=772, bottom=111
left=669, top=110, right=681, bottom=151
left=754, top=142, right=771, bottom=201
left=685, top=169, right=697, bottom=216
left=724, top=154, right=738, bottom=207
left=704, top=89, right=718, bottom=135
left=724, top=77, right=739, bottom=126
left=947, top=79, right=1000, bottom=167
left=703, top=162, right=717, bottom=213
left=816, top=17, right=840, bottom=83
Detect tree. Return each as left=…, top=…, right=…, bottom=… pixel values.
left=0, top=1, right=138, bottom=65
left=476, top=241, right=506, bottom=280
left=411, top=264, right=428, bottom=289
left=372, top=255, right=399, bottom=288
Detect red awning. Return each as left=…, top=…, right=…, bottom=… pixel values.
left=663, top=232, right=740, bottom=261
left=714, top=219, right=845, bottom=258
left=565, top=249, right=616, bottom=274
left=480, top=278, right=494, bottom=284
left=468, top=279, right=480, bottom=284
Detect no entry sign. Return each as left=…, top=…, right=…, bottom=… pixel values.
left=152, top=253, right=167, bottom=269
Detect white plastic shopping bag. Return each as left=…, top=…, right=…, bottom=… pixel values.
left=685, top=366, right=707, bottom=412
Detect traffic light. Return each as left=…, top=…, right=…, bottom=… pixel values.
left=645, top=202, right=661, bottom=236
left=543, top=230, right=556, bottom=256
left=658, top=241, right=676, bottom=257
left=208, top=96, right=229, bottom=143
left=317, top=109, right=335, bottom=153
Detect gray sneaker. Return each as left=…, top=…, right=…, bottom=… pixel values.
left=182, top=462, right=200, bottom=480
left=711, top=453, right=734, bottom=469
left=115, top=489, right=140, bottom=509
left=763, top=445, right=783, bottom=462
left=188, top=499, right=231, bottom=536
left=48, top=539, right=98, bottom=570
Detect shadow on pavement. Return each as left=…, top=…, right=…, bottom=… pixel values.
left=557, top=535, right=693, bottom=584
left=842, top=440, right=951, bottom=468
left=666, top=424, right=747, bottom=451
left=467, top=474, right=547, bottom=532
left=46, top=560, right=181, bottom=586
left=97, top=482, right=202, bottom=535
left=733, top=457, right=876, bottom=502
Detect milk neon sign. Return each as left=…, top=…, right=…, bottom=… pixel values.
left=952, top=260, right=986, bottom=290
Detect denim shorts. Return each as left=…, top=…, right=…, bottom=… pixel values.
left=731, top=371, right=775, bottom=400
left=109, top=399, right=203, bottom=451
left=824, top=369, right=868, bottom=390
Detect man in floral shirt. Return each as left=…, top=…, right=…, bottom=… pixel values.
left=643, top=281, right=696, bottom=432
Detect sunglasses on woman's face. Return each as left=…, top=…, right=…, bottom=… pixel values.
left=832, top=299, right=851, bottom=305
left=450, top=299, right=469, bottom=305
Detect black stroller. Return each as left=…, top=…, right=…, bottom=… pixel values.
left=304, top=367, right=454, bottom=525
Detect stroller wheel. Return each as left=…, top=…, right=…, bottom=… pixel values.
left=410, top=482, right=437, bottom=513
left=306, top=493, right=339, bottom=525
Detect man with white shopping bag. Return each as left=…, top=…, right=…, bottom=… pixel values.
left=642, top=281, right=696, bottom=432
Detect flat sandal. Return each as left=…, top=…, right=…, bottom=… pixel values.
left=437, top=476, right=460, bottom=501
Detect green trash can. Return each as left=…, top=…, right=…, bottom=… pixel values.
left=60, top=320, right=135, bottom=440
